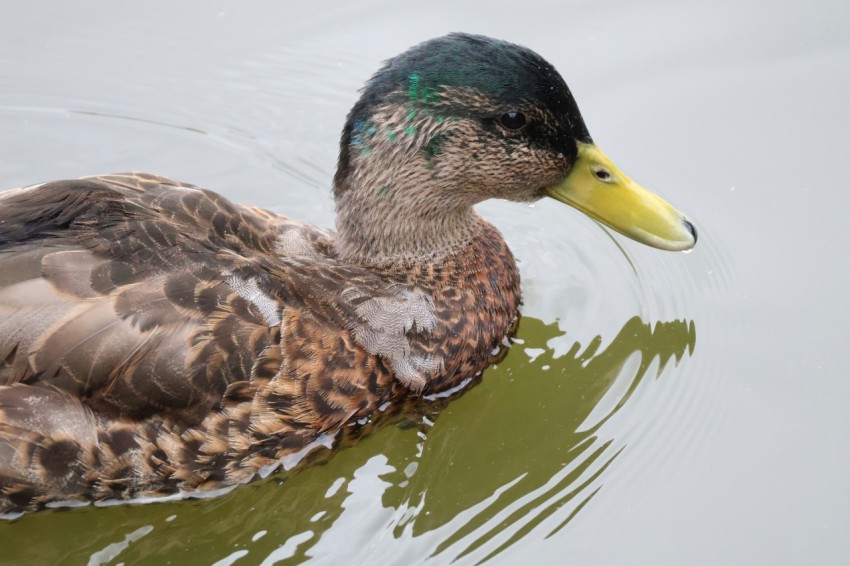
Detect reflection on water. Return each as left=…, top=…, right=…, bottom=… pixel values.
left=4, top=0, right=849, bottom=561
left=0, top=2, right=713, bottom=562
left=379, top=315, right=695, bottom=564
left=0, top=315, right=695, bottom=564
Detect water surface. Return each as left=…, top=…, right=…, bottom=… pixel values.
left=1, top=1, right=848, bottom=564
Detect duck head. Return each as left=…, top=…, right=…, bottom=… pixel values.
left=333, top=33, right=696, bottom=262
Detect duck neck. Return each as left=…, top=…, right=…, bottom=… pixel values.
left=333, top=122, right=487, bottom=264
left=334, top=189, right=485, bottom=264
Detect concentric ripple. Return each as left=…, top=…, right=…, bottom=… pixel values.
left=0, top=9, right=733, bottom=566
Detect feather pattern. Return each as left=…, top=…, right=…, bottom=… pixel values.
left=0, top=173, right=520, bottom=511
left=0, top=33, right=648, bottom=513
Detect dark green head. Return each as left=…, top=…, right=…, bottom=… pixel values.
left=333, top=34, right=696, bottom=259
left=334, top=33, right=591, bottom=200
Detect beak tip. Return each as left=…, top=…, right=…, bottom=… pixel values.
left=682, top=219, right=698, bottom=245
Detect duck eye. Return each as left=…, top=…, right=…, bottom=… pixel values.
left=499, top=112, right=527, bottom=130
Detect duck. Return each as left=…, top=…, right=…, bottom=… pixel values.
left=0, top=33, right=696, bottom=514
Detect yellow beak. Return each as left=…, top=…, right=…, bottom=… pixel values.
left=545, top=143, right=696, bottom=251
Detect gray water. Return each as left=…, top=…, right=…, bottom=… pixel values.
left=1, top=1, right=849, bottom=564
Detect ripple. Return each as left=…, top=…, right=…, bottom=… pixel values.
left=0, top=9, right=735, bottom=565
left=86, top=525, right=154, bottom=566
left=280, top=314, right=698, bottom=564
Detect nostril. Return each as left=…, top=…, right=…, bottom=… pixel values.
left=592, top=167, right=612, bottom=182
left=683, top=219, right=698, bottom=243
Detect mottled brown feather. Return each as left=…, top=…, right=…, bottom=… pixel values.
left=0, top=173, right=520, bottom=512
left=0, top=33, right=611, bottom=513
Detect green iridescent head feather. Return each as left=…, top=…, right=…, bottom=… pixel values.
left=350, top=33, right=589, bottom=130
left=334, top=33, right=592, bottom=196
left=333, top=33, right=696, bottom=253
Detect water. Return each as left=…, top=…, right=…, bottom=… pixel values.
left=1, top=0, right=849, bottom=564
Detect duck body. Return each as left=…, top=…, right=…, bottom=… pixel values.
left=0, top=33, right=695, bottom=513
left=0, top=172, right=519, bottom=511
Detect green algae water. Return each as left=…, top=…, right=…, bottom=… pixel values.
left=2, top=0, right=849, bottom=564
left=1, top=315, right=695, bottom=564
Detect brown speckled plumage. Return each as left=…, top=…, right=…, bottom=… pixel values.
left=0, top=33, right=623, bottom=514
left=0, top=172, right=520, bottom=511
